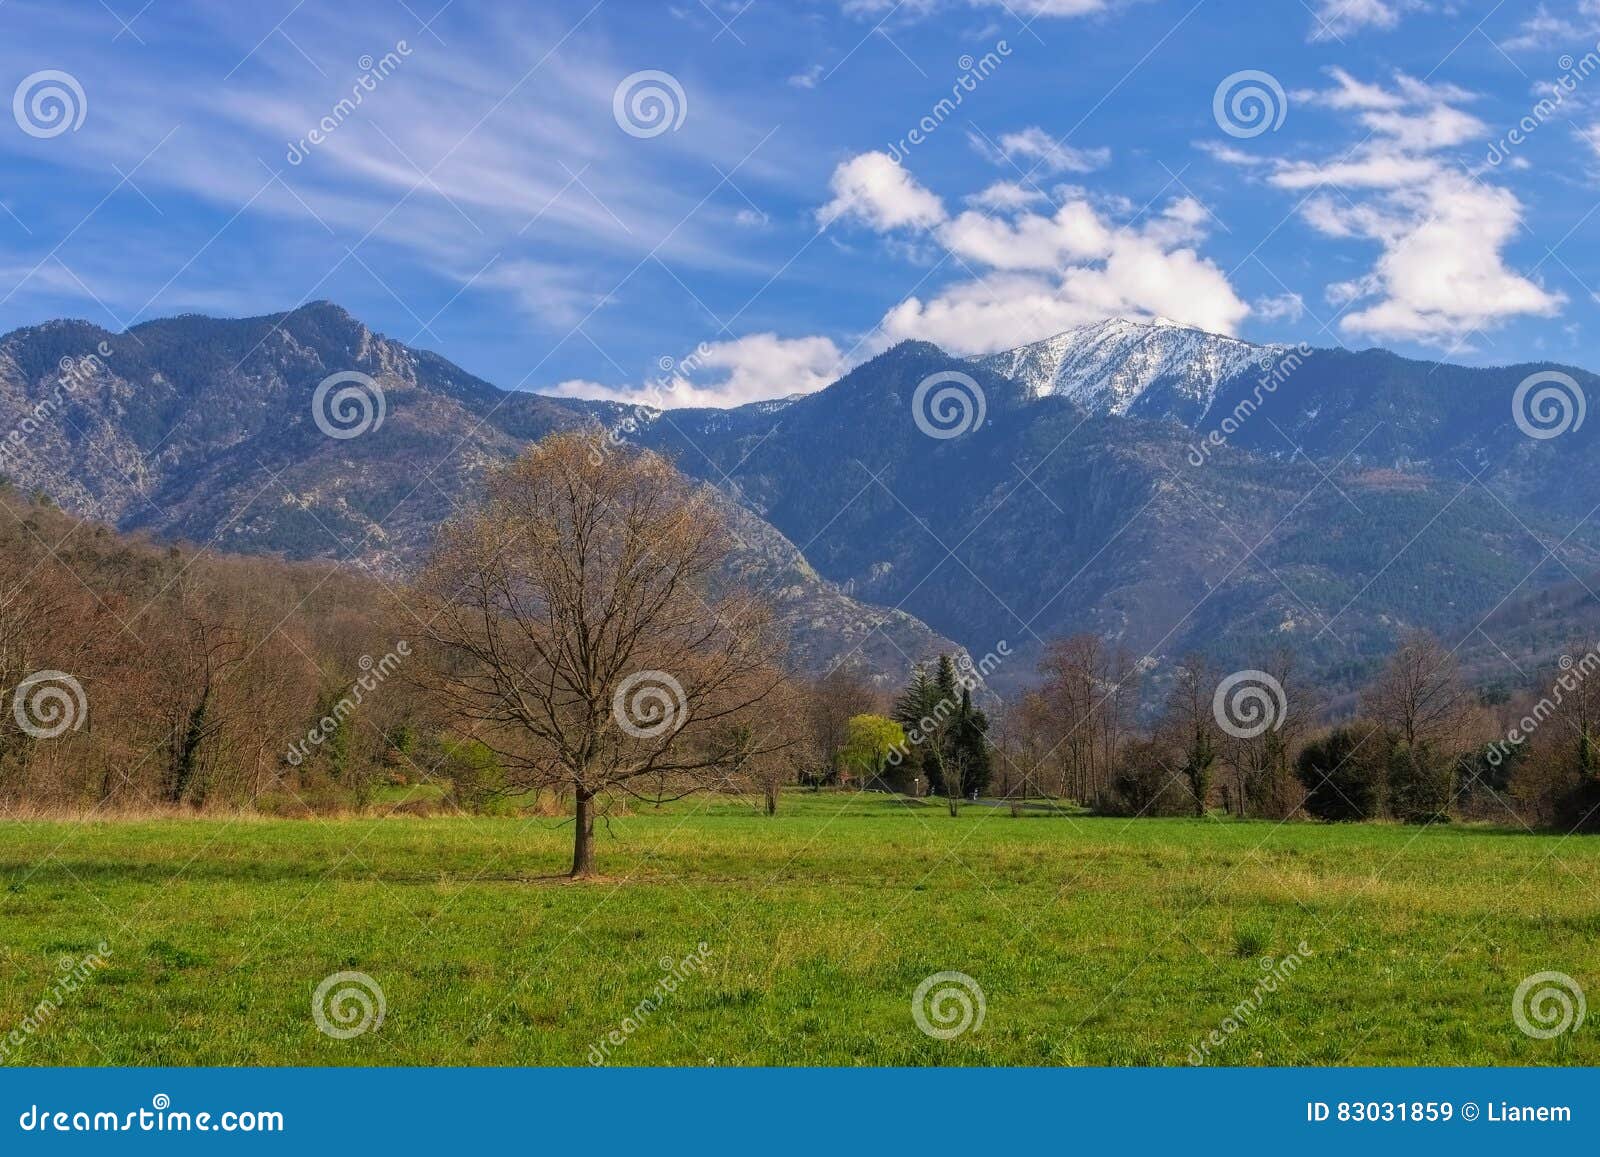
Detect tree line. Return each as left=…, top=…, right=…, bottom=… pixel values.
left=982, top=630, right=1600, bottom=834
left=2, top=433, right=1599, bottom=877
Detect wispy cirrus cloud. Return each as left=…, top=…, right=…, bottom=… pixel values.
left=1502, top=1, right=1600, bottom=51
left=968, top=126, right=1111, bottom=175
left=0, top=1, right=788, bottom=330
left=842, top=0, right=1110, bottom=19
left=1308, top=0, right=1424, bottom=42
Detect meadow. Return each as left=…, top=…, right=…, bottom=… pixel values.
left=2, top=791, right=1596, bottom=1066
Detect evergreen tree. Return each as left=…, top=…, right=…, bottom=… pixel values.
left=953, top=686, right=992, bottom=797
left=892, top=665, right=943, bottom=796
left=934, top=655, right=959, bottom=706
left=893, top=657, right=980, bottom=809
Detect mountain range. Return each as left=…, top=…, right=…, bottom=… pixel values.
left=3, top=302, right=1598, bottom=698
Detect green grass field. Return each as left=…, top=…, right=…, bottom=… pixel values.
left=2, top=791, right=1596, bottom=1066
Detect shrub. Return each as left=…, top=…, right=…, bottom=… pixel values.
left=437, top=739, right=506, bottom=813
left=1553, top=777, right=1600, bottom=833
left=1096, top=739, right=1193, bottom=817
left=1510, top=728, right=1600, bottom=832
left=1387, top=740, right=1455, bottom=824
left=1296, top=724, right=1388, bottom=821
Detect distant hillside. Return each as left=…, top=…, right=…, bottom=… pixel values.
left=0, top=304, right=961, bottom=686
left=5, top=303, right=1599, bottom=698
left=633, top=339, right=1600, bottom=694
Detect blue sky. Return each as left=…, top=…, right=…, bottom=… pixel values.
left=2, top=0, right=1598, bottom=406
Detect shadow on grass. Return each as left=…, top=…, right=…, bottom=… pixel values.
left=0, top=861, right=582, bottom=887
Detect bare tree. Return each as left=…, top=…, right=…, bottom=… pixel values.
left=156, top=575, right=249, bottom=805
left=805, top=667, right=877, bottom=788
left=734, top=679, right=811, bottom=814
left=1034, top=634, right=1139, bottom=804
left=1220, top=649, right=1303, bottom=819
left=1162, top=655, right=1220, bottom=817
left=413, top=433, right=791, bottom=876
left=1363, top=630, right=1471, bottom=750
left=988, top=700, right=1041, bottom=801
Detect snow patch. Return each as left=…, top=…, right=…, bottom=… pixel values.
left=972, top=317, right=1284, bottom=419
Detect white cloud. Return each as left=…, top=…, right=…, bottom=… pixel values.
left=545, top=378, right=619, bottom=400
left=843, top=0, right=1107, bottom=17
left=1292, top=67, right=1405, bottom=110
left=471, top=260, right=611, bottom=326
left=788, top=64, right=824, bottom=89
left=965, top=181, right=1049, bottom=211
left=1300, top=196, right=1391, bottom=238
left=1504, top=4, right=1571, bottom=50
left=817, top=152, right=948, bottom=230
left=879, top=251, right=1247, bottom=352
left=1308, top=0, right=1420, bottom=41
left=818, top=151, right=1249, bottom=352
left=938, top=200, right=1114, bottom=271
left=1002, top=0, right=1107, bottom=11
left=0, top=5, right=789, bottom=329
left=548, top=332, right=847, bottom=408
left=1254, top=292, right=1307, bottom=323
left=1312, top=174, right=1562, bottom=341
left=1504, top=2, right=1600, bottom=50
left=1359, top=103, right=1483, bottom=150
left=970, top=126, right=1110, bottom=175
left=1258, top=72, right=1562, bottom=345
left=1294, top=69, right=1475, bottom=118
left=1196, top=141, right=1270, bottom=167
left=1270, top=154, right=1440, bottom=190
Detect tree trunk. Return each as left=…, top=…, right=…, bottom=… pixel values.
left=764, top=781, right=778, bottom=816
left=571, top=789, right=596, bottom=877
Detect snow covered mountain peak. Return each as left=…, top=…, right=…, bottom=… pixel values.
left=972, top=317, right=1282, bottom=419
